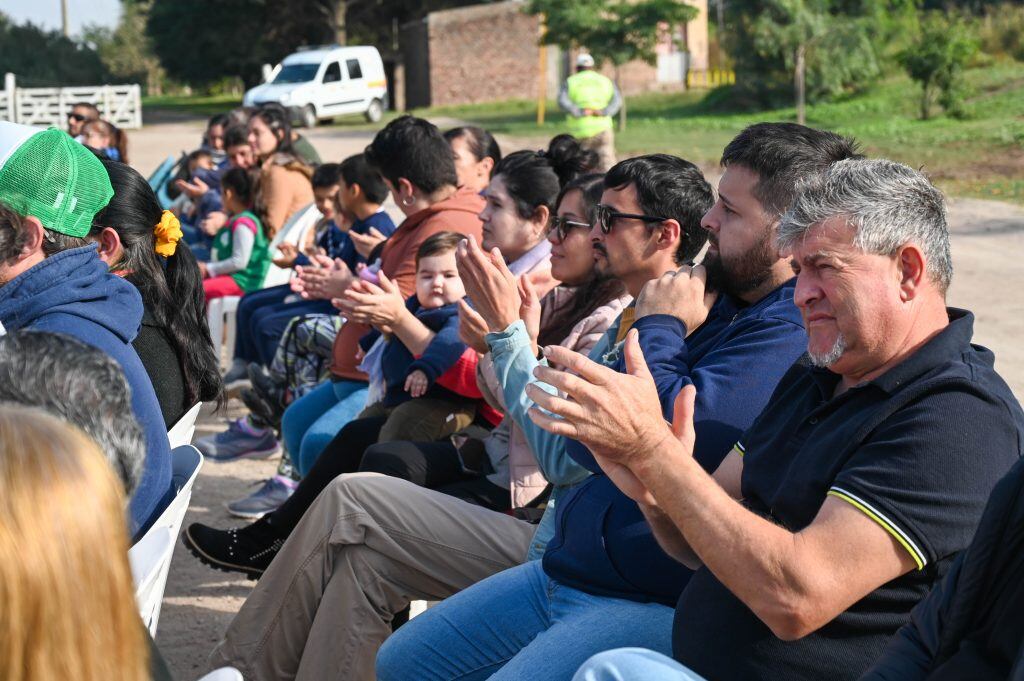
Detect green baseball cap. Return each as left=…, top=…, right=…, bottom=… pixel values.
left=0, top=121, right=114, bottom=238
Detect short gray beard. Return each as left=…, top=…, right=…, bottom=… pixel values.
left=809, top=333, right=847, bottom=368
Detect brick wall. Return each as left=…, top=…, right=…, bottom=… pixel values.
left=427, top=1, right=541, bottom=107
left=418, top=0, right=709, bottom=108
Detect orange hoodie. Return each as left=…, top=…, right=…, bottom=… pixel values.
left=330, top=187, right=485, bottom=380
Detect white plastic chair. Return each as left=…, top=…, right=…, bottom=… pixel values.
left=196, top=668, right=243, bottom=681
left=129, top=445, right=204, bottom=636
left=206, top=203, right=322, bottom=366
left=128, top=527, right=173, bottom=630
left=167, top=402, right=203, bottom=448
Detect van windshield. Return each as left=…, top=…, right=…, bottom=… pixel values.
left=273, top=64, right=320, bottom=84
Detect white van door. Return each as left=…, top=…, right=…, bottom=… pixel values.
left=328, top=57, right=369, bottom=115
left=318, top=61, right=344, bottom=117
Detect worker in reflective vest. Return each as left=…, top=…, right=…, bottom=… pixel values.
left=558, top=53, right=622, bottom=172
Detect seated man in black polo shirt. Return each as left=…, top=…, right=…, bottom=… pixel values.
left=528, top=157, right=1024, bottom=681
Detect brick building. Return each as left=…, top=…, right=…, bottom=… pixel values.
left=399, top=0, right=708, bottom=109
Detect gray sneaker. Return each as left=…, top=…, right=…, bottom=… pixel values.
left=227, top=476, right=297, bottom=519
left=222, top=359, right=251, bottom=391
left=195, top=419, right=280, bottom=462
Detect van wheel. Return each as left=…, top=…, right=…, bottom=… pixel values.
left=365, top=99, right=383, bottom=123
left=300, top=104, right=317, bottom=128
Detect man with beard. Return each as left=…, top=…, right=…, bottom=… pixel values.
left=375, top=130, right=856, bottom=679
left=543, top=158, right=1023, bottom=681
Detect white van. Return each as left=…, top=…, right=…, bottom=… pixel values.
left=243, top=45, right=388, bottom=127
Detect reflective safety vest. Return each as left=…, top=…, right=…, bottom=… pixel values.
left=565, top=70, right=615, bottom=139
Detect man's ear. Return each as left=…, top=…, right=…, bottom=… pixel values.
left=94, top=227, right=123, bottom=266
left=20, top=216, right=46, bottom=258
left=896, top=243, right=927, bottom=302
left=657, top=218, right=682, bottom=254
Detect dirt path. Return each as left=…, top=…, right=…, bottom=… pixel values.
left=130, top=118, right=1024, bottom=679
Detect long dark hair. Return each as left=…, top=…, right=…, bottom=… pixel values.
left=537, top=172, right=626, bottom=348
left=443, top=126, right=502, bottom=173
left=221, top=166, right=268, bottom=238
left=94, top=159, right=223, bottom=407
left=252, top=103, right=298, bottom=159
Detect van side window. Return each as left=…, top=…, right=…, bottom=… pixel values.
left=346, top=59, right=363, bottom=80
left=323, top=62, right=342, bottom=83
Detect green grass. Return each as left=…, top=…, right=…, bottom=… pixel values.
left=415, top=61, right=1024, bottom=204
left=142, top=94, right=242, bottom=117
left=142, top=61, right=1024, bottom=203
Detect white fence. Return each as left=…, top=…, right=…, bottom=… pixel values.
left=0, top=73, right=142, bottom=130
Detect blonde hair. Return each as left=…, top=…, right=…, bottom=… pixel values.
left=0, top=405, right=148, bottom=681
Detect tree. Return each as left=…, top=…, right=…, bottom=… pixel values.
left=146, top=0, right=343, bottom=89
left=725, top=0, right=896, bottom=110
left=0, top=12, right=110, bottom=87
left=899, top=12, right=978, bottom=120
left=525, top=0, right=699, bottom=130
left=84, top=1, right=166, bottom=95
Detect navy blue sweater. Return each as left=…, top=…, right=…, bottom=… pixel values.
left=0, top=245, right=174, bottom=538
left=542, top=280, right=808, bottom=605
left=360, top=295, right=468, bottom=408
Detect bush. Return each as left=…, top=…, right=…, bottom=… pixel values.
left=899, top=12, right=979, bottom=119
left=977, top=4, right=1024, bottom=61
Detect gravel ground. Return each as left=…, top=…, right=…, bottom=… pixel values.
left=126, top=117, right=1024, bottom=679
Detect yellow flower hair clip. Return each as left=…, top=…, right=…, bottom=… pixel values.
left=154, top=210, right=183, bottom=257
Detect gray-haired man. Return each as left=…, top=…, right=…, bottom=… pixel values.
left=530, top=158, right=1024, bottom=681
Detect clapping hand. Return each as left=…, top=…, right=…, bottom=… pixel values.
left=457, top=300, right=491, bottom=354
left=349, top=227, right=389, bottom=260
left=336, top=272, right=407, bottom=329
left=292, top=256, right=354, bottom=300
left=635, top=265, right=717, bottom=336
left=456, top=237, right=520, bottom=332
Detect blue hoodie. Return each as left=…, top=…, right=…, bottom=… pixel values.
left=0, top=245, right=174, bottom=538
left=360, top=295, right=467, bottom=408
left=542, top=280, right=808, bottom=605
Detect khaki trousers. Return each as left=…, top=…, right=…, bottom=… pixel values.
left=209, top=472, right=536, bottom=681
left=581, top=128, right=616, bottom=172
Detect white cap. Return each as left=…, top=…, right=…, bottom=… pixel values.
left=0, top=120, right=42, bottom=169
left=576, top=53, right=595, bottom=68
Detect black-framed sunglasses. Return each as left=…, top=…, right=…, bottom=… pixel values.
left=547, top=215, right=592, bottom=243
left=67, top=113, right=87, bottom=122
left=594, top=203, right=668, bottom=234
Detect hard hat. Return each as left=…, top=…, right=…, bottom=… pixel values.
left=576, top=53, right=596, bottom=68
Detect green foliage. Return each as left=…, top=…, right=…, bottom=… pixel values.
left=525, top=0, right=698, bottom=67
left=0, top=12, right=110, bottom=86
left=725, top=0, right=915, bottom=107
left=418, top=60, right=1024, bottom=204
left=899, top=12, right=979, bottom=119
left=84, top=1, right=167, bottom=95
left=976, top=4, right=1024, bottom=61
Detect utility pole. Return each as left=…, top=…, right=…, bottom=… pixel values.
left=60, top=0, right=70, bottom=38
left=716, top=0, right=725, bottom=67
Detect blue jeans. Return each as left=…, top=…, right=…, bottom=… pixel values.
left=573, top=649, right=707, bottom=681
left=233, top=285, right=335, bottom=366
left=376, top=560, right=675, bottom=681
left=280, top=378, right=368, bottom=476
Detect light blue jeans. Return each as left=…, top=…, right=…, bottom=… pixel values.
left=280, top=378, right=367, bottom=476
left=573, top=648, right=707, bottom=681
left=376, top=560, right=675, bottom=681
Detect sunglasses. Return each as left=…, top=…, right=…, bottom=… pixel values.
left=67, top=113, right=88, bottom=122
left=548, top=215, right=591, bottom=243
left=594, top=203, right=668, bottom=234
